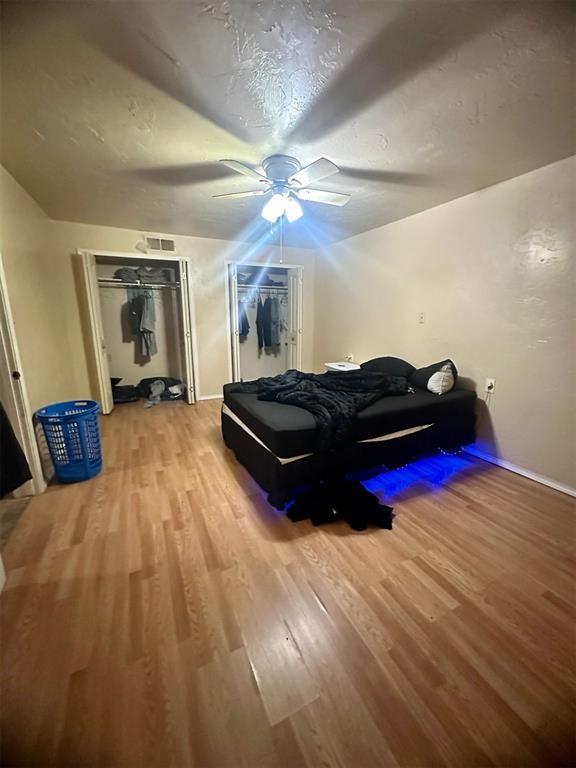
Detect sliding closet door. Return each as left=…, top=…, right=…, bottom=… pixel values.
left=227, top=263, right=241, bottom=381
left=177, top=259, right=196, bottom=404
left=287, top=267, right=303, bottom=370
left=79, top=252, right=114, bottom=414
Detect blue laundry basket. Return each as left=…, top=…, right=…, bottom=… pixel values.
left=36, top=400, right=102, bottom=483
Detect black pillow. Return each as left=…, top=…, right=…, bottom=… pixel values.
left=360, top=356, right=416, bottom=378
left=410, top=359, right=458, bottom=391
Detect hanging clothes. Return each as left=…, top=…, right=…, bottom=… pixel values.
left=270, top=296, right=280, bottom=347
left=238, top=301, right=250, bottom=340
left=262, top=297, right=273, bottom=348
left=129, top=290, right=157, bottom=357
left=114, top=266, right=170, bottom=284
left=255, top=295, right=281, bottom=351
left=139, top=290, right=157, bottom=357
left=256, top=296, right=265, bottom=350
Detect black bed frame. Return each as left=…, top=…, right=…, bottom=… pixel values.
left=222, top=409, right=476, bottom=509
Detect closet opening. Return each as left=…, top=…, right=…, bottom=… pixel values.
left=78, top=250, right=197, bottom=414
left=226, top=262, right=303, bottom=382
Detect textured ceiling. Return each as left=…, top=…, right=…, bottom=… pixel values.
left=1, top=1, right=574, bottom=247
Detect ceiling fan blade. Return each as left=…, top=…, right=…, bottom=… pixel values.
left=296, top=189, right=350, bottom=206
left=212, top=189, right=269, bottom=200
left=289, top=157, right=339, bottom=187
left=219, top=160, right=269, bottom=182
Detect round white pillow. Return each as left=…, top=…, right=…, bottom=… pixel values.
left=427, top=363, right=454, bottom=395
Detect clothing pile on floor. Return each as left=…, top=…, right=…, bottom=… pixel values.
left=111, top=377, right=185, bottom=405
left=286, top=479, right=394, bottom=531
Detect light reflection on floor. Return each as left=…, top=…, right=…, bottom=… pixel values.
left=360, top=450, right=479, bottom=503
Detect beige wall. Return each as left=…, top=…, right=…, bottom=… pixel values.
left=314, top=157, right=575, bottom=489
left=48, top=220, right=316, bottom=399
left=0, top=166, right=84, bottom=412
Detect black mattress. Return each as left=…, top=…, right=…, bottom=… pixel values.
left=222, top=383, right=476, bottom=459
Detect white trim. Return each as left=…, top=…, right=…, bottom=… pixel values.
left=197, top=394, right=223, bottom=401
left=79, top=252, right=113, bottom=413
left=224, top=259, right=306, bottom=270
left=362, top=423, right=433, bottom=443
left=178, top=258, right=198, bottom=404
left=223, top=265, right=234, bottom=383
left=0, top=252, right=46, bottom=495
left=463, top=446, right=576, bottom=498
left=227, top=263, right=241, bottom=381
left=76, top=248, right=179, bottom=261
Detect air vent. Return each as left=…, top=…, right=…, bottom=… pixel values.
left=145, top=236, right=176, bottom=252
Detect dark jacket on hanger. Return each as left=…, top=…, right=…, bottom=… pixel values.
left=255, top=296, right=280, bottom=349
left=238, top=302, right=250, bottom=339
left=270, top=296, right=280, bottom=347
left=263, top=297, right=273, bottom=348
left=256, top=297, right=265, bottom=350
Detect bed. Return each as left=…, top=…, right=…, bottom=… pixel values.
left=221, top=362, right=477, bottom=508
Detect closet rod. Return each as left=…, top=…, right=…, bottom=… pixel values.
left=98, top=279, right=180, bottom=290
left=237, top=283, right=288, bottom=291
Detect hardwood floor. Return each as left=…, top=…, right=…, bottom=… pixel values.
left=1, top=400, right=575, bottom=767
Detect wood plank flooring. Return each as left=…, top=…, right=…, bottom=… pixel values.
left=1, top=400, right=575, bottom=767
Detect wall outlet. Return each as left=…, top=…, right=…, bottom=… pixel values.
left=345, top=354, right=354, bottom=362
left=485, top=378, right=496, bottom=394
left=418, top=312, right=425, bottom=324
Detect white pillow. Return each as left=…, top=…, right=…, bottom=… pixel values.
left=427, top=363, right=454, bottom=395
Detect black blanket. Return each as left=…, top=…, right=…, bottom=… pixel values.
left=231, top=369, right=411, bottom=451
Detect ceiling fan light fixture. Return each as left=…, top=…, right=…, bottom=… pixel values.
left=261, top=193, right=286, bottom=223
left=284, top=195, right=303, bottom=223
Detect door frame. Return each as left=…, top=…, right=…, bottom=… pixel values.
left=77, top=249, right=200, bottom=411
left=0, top=251, right=46, bottom=495
left=225, top=260, right=304, bottom=382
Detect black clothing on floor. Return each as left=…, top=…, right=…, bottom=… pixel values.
left=230, top=369, right=411, bottom=450
left=111, top=384, right=140, bottom=403
left=1, top=402, right=32, bottom=498
left=286, top=479, right=394, bottom=531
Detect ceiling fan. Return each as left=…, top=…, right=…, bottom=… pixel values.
left=212, top=155, right=350, bottom=223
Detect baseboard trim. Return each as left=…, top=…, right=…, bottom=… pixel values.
left=197, top=394, right=224, bottom=401
left=463, top=446, right=576, bottom=498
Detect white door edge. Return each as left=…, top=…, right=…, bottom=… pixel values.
left=0, top=252, right=46, bottom=495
